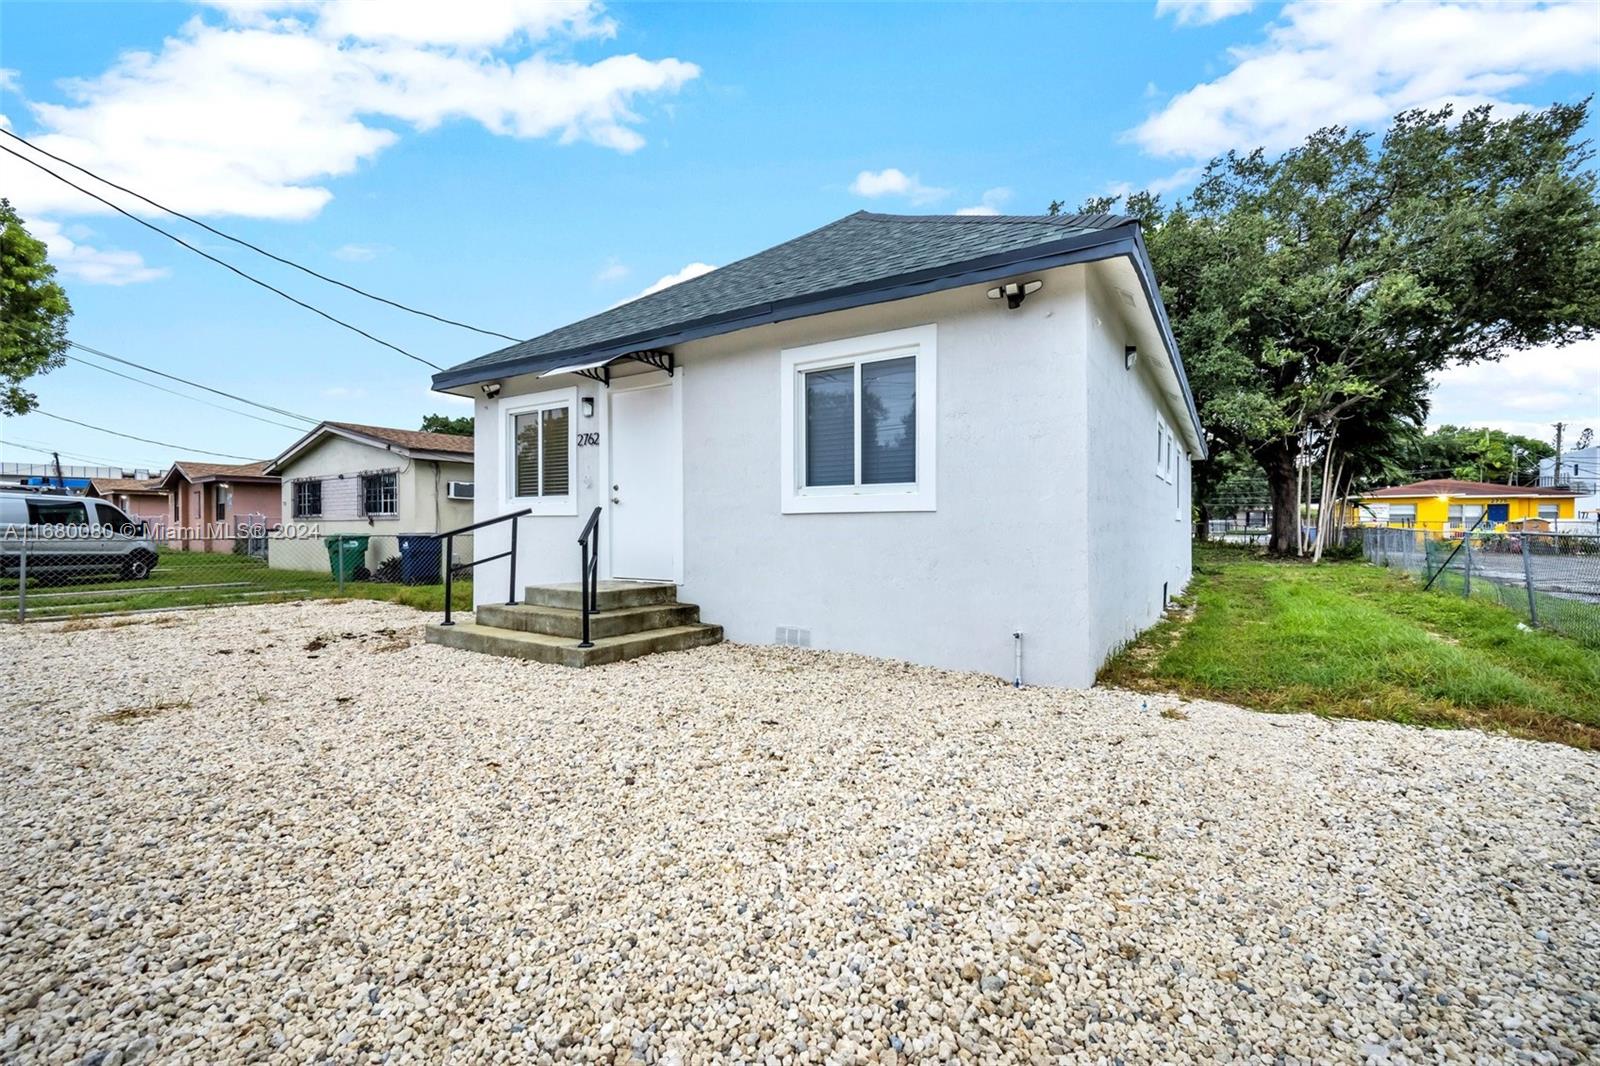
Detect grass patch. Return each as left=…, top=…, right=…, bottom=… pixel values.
left=1101, top=544, right=1600, bottom=748
left=1, top=549, right=471, bottom=619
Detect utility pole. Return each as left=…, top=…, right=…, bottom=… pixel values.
left=51, top=451, right=65, bottom=493
left=1553, top=422, right=1566, bottom=487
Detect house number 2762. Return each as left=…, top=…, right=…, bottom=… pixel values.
left=577, top=432, right=600, bottom=447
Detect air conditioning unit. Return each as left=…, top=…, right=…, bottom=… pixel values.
left=446, top=481, right=474, bottom=500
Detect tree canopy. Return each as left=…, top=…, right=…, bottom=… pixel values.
left=420, top=413, right=473, bottom=436
left=1058, top=101, right=1600, bottom=553
left=0, top=199, right=71, bottom=416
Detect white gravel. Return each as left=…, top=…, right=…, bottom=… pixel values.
left=1, top=601, right=1597, bottom=1065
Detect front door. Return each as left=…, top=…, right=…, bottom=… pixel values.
left=609, top=382, right=677, bottom=580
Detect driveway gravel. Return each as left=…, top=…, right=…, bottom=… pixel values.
left=1, top=601, right=1597, bottom=1065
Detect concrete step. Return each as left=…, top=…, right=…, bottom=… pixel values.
left=475, top=601, right=701, bottom=640
left=425, top=620, right=723, bottom=667
left=523, top=580, right=678, bottom=611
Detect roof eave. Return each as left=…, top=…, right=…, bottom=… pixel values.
left=430, top=222, right=1208, bottom=456
left=430, top=223, right=1133, bottom=388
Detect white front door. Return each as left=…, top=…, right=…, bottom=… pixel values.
left=609, top=382, right=677, bottom=580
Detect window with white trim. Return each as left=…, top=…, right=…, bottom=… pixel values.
left=1447, top=503, right=1484, bottom=529
left=507, top=392, right=576, bottom=515
left=1155, top=416, right=1175, bottom=483
left=1388, top=504, right=1417, bottom=527
left=1537, top=503, right=1559, bottom=521
left=781, top=325, right=936, bottom=514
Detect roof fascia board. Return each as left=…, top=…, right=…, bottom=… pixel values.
left=432, top=224, right=1141, bottom=390
left=432, top=222, right=1209, bottom=461
left=1126, top=227, right=1207, bottom=459
left=268, top=423, right=436, bottom=473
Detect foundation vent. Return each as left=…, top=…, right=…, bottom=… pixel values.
left=775, top=626, right=812, bottom=647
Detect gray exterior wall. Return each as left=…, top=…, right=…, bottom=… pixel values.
left=466, top=260, right=1194, bottom=687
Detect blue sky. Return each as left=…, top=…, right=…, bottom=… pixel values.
left=1, top=0, right=1597, bottom=472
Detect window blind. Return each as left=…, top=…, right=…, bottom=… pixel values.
left=861, top=356, right=915, bottom=484
left=541, top=407, right=569, bottom=496
left=804, top=367, right=854, bottom=486
left=513, top=413, right=540, bottom=497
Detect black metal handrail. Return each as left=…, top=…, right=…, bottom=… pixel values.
left=431, top=508, right=531, bottom=626
left=577, top=506, right=602, bottom=647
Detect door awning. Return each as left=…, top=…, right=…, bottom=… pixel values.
left=539, top=348, right=675, bottom=386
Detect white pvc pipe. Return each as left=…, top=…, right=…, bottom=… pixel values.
left=1012, top=630, right=1023, bottom=688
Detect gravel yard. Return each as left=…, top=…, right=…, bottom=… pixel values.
left=2, top=602, right=1597, bottom=1065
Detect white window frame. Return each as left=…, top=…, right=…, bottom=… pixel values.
left=503, top=386, right=578, bottom=517
left=780, top=324, right=937, bottom=514
left=1155, top=416, right=1174, bottom=483
left=1537, top=503, right=1559, bottom=521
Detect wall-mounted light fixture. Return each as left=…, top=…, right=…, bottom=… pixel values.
left=481, top=382, right=502, bottom=399
left=581, top=397, right=595, bottom=419
left=1124, top=345, right=1138, bottom=371
left=985, top=279, right=1043, bottom=310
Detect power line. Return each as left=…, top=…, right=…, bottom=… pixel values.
left=31, top=411, right=262, bottom=461
left=65, top=353, right=310, bottom=432
left=0, top=128, right=520, bottom=343
left=0, top=436, right=159, bottom=469
left=68, top=343, right=319, bottom=425
left=1, top=143, right=443, bottom=371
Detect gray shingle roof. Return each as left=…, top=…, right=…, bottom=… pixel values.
left=434, top=210, right=1136, bottom=388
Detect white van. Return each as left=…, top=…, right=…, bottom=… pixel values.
left=0, top=492, right=161, bottom=580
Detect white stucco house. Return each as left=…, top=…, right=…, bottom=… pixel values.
left=427, top=211, right=1204, bottom=686
left=263, top=421, right=475, bottom=573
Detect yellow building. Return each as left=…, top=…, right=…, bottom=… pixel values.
left=1351, top=479, right=1579, bottom=534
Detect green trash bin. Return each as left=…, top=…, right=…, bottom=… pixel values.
left=325, top=535, right=370, bottom=581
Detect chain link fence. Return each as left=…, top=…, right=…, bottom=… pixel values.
left=1, top=524, right=473, bottom=622
left=1362, top=526, right=1600, bottom=647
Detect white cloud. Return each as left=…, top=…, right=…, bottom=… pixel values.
left=1134, top=1, right=1600, bottom=159
left=1156, top=0, right=1256, bottom=26
left=614, top=261, right=715, bottom=306
left=593, top=257, right=629, bottom=284
left=954, top=186, right=1013, bottom=216
left=849, top=168, right=949, bottom=207
left=28, top=219, right=167, bottom=285
left=0, top=2, right=699, bottom=222
left=1428, top=337, right=1600, bottom=438
left=332, top=243, right=381, bottom=262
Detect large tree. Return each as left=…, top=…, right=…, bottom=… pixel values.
left=1060, top=102, right=1600, bottom=553
left=420, top=413, right=473, bottom=436
left=0, top=199, right=71, bottom=416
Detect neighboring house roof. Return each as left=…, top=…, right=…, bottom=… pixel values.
left=265, top=421, right=474, bottom=474
left=431, top=210, right=1205, bottom=455
left=87, top=477, right=165, bottom=496
left=161, top=461, right=277, bottom=488
left=1358, top=479, right=1581, bottom=499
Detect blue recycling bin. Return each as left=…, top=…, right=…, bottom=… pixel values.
left=398, top=534, right=443, bottom=585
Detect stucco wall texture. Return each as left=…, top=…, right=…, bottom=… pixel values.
left=468, top=260, right=1194, bottom=687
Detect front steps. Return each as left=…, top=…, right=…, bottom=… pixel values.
left=424, top=580, right=722, bottom=667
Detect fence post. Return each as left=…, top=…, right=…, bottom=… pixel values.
left=335, top=533, right=345, bottom=595
left=17, top=534, right=26, bottom=623
left=1520, top=534, right=1539, bottom=627
left=1462, top=536, right=1472, bottom=598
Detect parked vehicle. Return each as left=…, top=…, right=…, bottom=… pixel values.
left=0, top=493, right=160, bottom=580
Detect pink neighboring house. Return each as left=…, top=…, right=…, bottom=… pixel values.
left=159, top=461, right=282, bottom=552
left=85, top=477, right=169, bottom=531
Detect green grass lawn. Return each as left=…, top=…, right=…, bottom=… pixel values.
left=1101, top=544, right=1600, bottom=748
left=0, top=548, right=471, bottom=618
